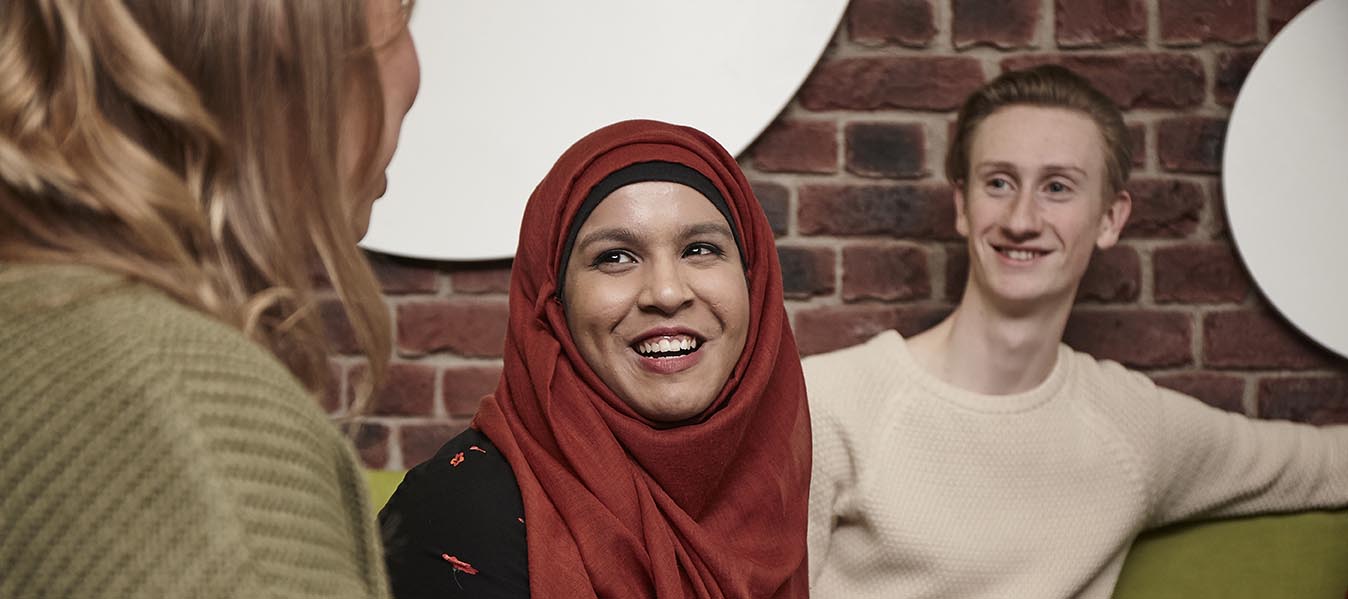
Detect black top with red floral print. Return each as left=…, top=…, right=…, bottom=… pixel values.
left=380, top=428, right=529, bottom=598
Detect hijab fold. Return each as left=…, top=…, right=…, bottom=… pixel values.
left=475, top=120, right=810, bottom=598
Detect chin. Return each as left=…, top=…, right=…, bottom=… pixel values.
left=629, top=390, right=716, bottom=424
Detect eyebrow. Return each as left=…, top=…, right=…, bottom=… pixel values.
left=975, top=161, right=1088, bottom=178
left=576, top=227, right=640, bottom=253
left=574, top=221, right=735, bottom=253
left=680, top=221, right=735, bottom=241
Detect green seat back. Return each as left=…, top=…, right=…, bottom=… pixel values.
left=363, top=469, right=1348, bottom=596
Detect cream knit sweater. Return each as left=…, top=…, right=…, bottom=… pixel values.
left=0, top=265, right=388, bottom=598
left=806, top=330, right=1348, bottom=598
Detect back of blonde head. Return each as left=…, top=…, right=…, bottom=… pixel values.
left=0, top=0, right=393, bottom=399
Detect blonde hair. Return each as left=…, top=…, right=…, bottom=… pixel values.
left=0, top=0, right=400, bottom=402
left=947, top=65, right=1133, bottom=196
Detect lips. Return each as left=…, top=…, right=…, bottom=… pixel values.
left=635, top=334, right=701, bottom=357
left=629, top=328, right=707, bottom=374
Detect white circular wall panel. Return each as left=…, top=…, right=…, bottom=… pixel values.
left=1225, top=0, right=1348, bottom=358
left=361, top=1, right=849, bottom=261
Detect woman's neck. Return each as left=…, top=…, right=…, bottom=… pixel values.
left=907, top=286, right=1074, bottom=395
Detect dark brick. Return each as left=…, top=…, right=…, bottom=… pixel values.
left=367, top=252, right=440, bottom=294
left=397, top=299, right=509, bottom=357
left=1215, top=50, right=1262, bottom=107
left=351, top=362, right=437, bottom=417
left=847, top=0, right=937, bottom=47
left=1063, top=310, right=1193, bottom=368
left=1204, top=310, right=1342, bottom=370
left=777, top=245, right=836, bottom=299
left=1270, top=0, right=1315, bottom=34
left=1160, top=0, right=1257, bottom=46
left=442, top=365, right=501, bottom=417
left=1078, top=246, right=1141, bottom=303
left=1259, top=377, right=1348, bottom=424
left=1154, top=243, right=1251, bottom=304
left=448, top=260, right=512, bottom=294
left=1158, top=118, right=1227, bottom=174
left=842, top=243, right=930, bottom=302
left=794, top=304, right=952, bottom=356
left=750, top=180, right=790, bottom=236
left=1122, top=178, right=1206, bottom=238
left=400, top=421, right=469, bottom=467
left=749, top=120, right=838, bottom=174
left=1153, top=373, right=1247, bottom=413
left=1002, top=54, right=1206, bottom=110
left=320, top=299, right=361, bottom=355
left=798, top=183, right=957, bottom=240
left=845, top=122, right=927, bottom=179
left=351, top=421, right=390, bottom=469
left=1129, top=123, right=1146, bottom=169
left=1055, top=0, right=1147, bottom=48
left=800, top=57, right=986, bottom=112
left=953, top=0, right=1040, bottom=49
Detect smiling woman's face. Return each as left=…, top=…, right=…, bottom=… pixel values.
left=562, top=181, right=749, bottom=424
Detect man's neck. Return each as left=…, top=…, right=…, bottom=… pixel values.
left=908, top=287, right=1075, bottom=395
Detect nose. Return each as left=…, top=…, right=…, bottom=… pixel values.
left=1000, top=187, right=1043, bottom=240
left=638, top=257, right=695, bottom=315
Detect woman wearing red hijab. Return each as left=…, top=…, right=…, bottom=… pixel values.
left=380, top=120, right=811, bottom=598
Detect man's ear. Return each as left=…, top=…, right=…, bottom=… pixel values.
left=1096, top=190, right=1132, bottom=249
left=953, top=182, right=970, bottom=238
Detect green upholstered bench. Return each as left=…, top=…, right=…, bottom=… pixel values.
left=363, top=469, right=1348, bottom=597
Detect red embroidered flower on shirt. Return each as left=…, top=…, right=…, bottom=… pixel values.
left=441, top=554, right=479, bottom=575
left=450, top=452, right=465, bottom=467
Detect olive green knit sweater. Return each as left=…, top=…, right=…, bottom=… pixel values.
left=0, top=265, right=389, bottom=598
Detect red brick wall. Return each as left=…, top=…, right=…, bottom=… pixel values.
left=336, top=0, right=1348, bottom=470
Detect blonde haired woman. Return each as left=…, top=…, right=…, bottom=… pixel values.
left=0, top=1, right=418, bottom=597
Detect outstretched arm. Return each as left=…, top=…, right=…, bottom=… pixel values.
left=1147, top=388, right=1348, bottom=527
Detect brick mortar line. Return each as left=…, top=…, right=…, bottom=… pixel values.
left=1242, top=371, right=1261, bottom=415
left=1145, top=368, right=1348, bottom=379
left=1197, top=51, right=1221, bottom=112
left=1146, top=0, right=1161, bottom=50
left=828, top=44, right=1260, bottom=60
left=1039, top=0, right=1056, bottom=51
left=934, top=0, right=954, bottom=52
left=1256, top=0, right=1271, bottom=42
left=349, top=416, right=474, bottom=426
left=400, top=356, right=506, bottom=366
left=789, top=108, right=1230, bottom=121
left=386, top=425, right=405, bottom=471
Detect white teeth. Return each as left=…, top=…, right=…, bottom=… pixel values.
left=1002, top=248, right=1039, bottom=262
left=635, top=335, right=700, bottom=356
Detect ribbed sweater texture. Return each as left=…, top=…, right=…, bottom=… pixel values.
left=806, top=330, right=1348, bottom=598
left=0, top=264, right=389, bottom=599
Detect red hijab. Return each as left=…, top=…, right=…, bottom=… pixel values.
left=473, top=120, right=810, bottom=598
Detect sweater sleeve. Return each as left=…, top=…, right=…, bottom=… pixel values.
left=1146, top=387, right=1348, bottom=527
left=804, top=358, right=858, bottom=586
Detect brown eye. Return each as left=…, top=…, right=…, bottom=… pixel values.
left=684, top=243, right=724, bottom=258
left=592, top=250, right=636, bottom=266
